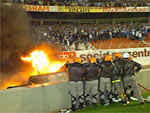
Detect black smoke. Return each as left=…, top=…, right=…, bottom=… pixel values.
left=0, top=3, right=37, bottom=89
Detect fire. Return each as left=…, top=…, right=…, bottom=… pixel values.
left=21, top=50, right=66, bottom=75
left=21, top=50, right=49, bottom=72
left=1, top=80, right=23, bottom=90
left=0, top=43, right=67, bottom=90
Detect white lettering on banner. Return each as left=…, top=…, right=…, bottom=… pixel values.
left=73, top=47, right=150, bottom=65
left=104, top=7, right=148, bottom=12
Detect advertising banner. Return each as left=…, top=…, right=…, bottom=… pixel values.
left=22, top=5, right=57, bottom=12
left=22, top=5, right=149, bottom=13
left=61, top=6, right=103, bottom=13
left=59, top=47, right=150, bottom=65
left=104, top=7, right=149, bottom=12
left=22, top=5, right=103, bottom=13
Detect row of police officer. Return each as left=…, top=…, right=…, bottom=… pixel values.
left=66, top=53, right=144, bottom=111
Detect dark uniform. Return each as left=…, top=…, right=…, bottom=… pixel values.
left=85, top=61, right=99, bottom=107
left=67, top=61, right=85, bottom=111
left=122, top=53, right=144, bottom=104
left=99, top=60, right=115, bottom=105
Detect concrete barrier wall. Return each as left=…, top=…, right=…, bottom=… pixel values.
left=0, top=82, right=71, bottom=113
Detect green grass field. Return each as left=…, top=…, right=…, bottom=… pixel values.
left=72, top=92, right=150, bottom=113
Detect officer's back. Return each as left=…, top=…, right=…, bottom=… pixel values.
left=100, top=61, right=114, bottom=78
left=68, top=62, right=85, bottom=81
left=86, top=63, right=99, bottom=81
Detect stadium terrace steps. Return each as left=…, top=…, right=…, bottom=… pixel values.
left=92, top=37, right=150, bottom=49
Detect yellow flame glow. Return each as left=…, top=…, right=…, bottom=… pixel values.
left=21, top=50, right=65, bottom=74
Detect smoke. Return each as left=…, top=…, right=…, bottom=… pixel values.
left=0, top=3, right=36, bottom=89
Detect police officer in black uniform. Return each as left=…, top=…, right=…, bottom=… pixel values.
left=99, top=54, right=116, bottom=105
left=121, top=53, right=144, bottom=105
left=84, top=57, right=99, bottom=107
left=67, top=57, right=85, bottom=111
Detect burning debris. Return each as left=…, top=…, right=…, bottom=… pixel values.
left=28, top=71, right=68, bottom=85
left=1, top=42, right=68, bottom=90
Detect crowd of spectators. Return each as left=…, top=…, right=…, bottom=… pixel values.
left=2, top=0, right=150, bottom=7
left=31, top=22, right=150, bottom=51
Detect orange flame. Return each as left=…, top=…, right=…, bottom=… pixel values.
left=0, top=44, right=67, bottom=89
left=21, top=50, right=66, bottom=75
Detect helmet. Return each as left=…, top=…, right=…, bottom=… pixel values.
left=104, top=54, right=112, bottom=61
left=128, top=54, right=132, bottom=60
left=66, top=59, right=73, bottom=63
left=122, top=53, right=130, bottom=58
left=114, top=53, right=122, bottom=58
left=89, top=57, right=96, bottom=63
left=74, top=57, right=81, bottom=63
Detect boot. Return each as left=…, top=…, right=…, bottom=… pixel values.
left=109, top=99, right=112, bottom=104
left=100, top=99, right=105, bottom=105
left=71, top=104, right=77, bottom=112
left=127, top=95, right=131, bottom=101
left=85, top=100, right=90, bottom=107
left=140, top=102, right=144, bottom=105
left=79, top=102, right=84, bottom=109
left=92, top=103, right=97, bottom=107
left=115, top=94, right=119, bottom=100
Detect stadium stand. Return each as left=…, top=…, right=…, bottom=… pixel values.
left=1, top=0, right=150, bottom=50
left=2, top=0, right=150, bottom=7
left=31, top=23, right=150, bottom=50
